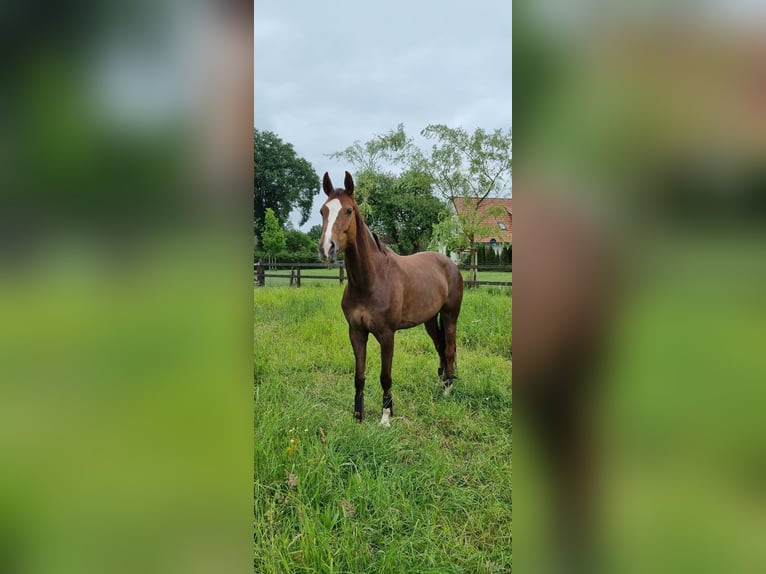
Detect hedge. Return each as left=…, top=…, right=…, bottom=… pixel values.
left=254, top=250, right=343, bottom=264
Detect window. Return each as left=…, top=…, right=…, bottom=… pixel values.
left=497, top=222, right=507, bottom=230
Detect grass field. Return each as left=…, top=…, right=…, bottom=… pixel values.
left=254, top=286, right=512, bottom=573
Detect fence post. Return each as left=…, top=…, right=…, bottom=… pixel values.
left=296, top=265, right=301, bottom=288
left=339, top=261, right=345, bottom=285
left=256, top=259, right=265, bottom=287
left=289, top=266, right=295, bottom=287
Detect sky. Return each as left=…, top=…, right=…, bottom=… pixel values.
left=254, top=1, right=512, bottom=231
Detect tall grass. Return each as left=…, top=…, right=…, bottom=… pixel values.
left=254, top=286, right=511, bottom=573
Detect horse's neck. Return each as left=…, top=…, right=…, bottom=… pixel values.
left=344, top=220, right=382, bottom=293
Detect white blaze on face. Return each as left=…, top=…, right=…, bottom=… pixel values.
left=321, top=199, right=342, bottom=257
left=380, top=408, right=391, bottom=427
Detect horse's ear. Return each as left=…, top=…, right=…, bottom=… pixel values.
left=322, top=172, right=334, bottom=196
left=344, top=171, right=355, bottom=197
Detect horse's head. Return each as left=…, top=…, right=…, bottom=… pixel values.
left=318, top=171, right=357, bottom=262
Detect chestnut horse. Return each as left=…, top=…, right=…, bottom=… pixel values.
left=318, top=171, right=464, bottom=426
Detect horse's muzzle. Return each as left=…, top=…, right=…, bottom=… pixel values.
left=318, top=240, right=336, bottom=262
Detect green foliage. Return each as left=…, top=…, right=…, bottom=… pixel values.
left=254, top=287, right=511, bottom=572
left=365, top=170, right=447, bottom=254
left=254, top=250, right=323, bottom=265
left=417, top=125, right=512, bottom=250
left=331, top=123, right=512, bottom=256
left=261, top=208, right=286, bottom=264
left=418, top=125, right=512, bottom=203
left=428, top=214, right=469, bottom=253
left=329, top=135, right=448, bottom=254
left=285, top=228, right=315, bottom=254
left=329, top=126, right=414, bottom=227
left=491, top=247, right=500, bottom=265
left=328, top=124, right=414, bottom=178
left=471, top=245, right=511, bottom=267
left=478, top=244, right=486, bottom=266
left=254, top=129, right=319, bottom=235
left=501, top=244, right=512, bottom=265
left=307, top=224, right=323, bottom=243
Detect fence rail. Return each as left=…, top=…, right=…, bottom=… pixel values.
left=254, top=260, right=345, bottom=287
left=457, top=264, right=512, bottom=287
left=254, top=260, right=511, bottom=288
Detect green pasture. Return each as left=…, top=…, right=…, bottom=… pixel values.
left=254, top=286, right=512, bottom=573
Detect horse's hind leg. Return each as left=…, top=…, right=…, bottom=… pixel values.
left=441, top=311, right=460, bottom=396
left=424, top=316, right=446, bottom=380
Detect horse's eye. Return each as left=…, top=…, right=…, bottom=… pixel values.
left=346, top=208, right=353, bottom=215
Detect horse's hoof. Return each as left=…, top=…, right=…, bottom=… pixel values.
left=443, top=379, right=454, bottom=397
left=379, top=408, right=391, bottom=427
left=354, top=411, right=364, bottom=422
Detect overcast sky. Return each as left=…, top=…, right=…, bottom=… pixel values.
left=254, top=1, right=512, bottom=230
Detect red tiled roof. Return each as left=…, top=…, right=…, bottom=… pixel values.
left=453, top=197, right=512, bottom=243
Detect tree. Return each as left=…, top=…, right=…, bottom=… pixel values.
left=328, top=124, right=413, bottom=221
left=428, top=213, right=469, bottom=255
left=330, top=126, right=446, bottom=254
left=364, top=170, right=447, bottom=254
left=416, top=125, right=512, bottom=283
left=261, top=208, right=285, bottom=268
left=284, top=226, right=315, bottom=254
left=331, top=124, right=512, bottom=275
left=307, top=224, right=323, bottom=244
left=254, top=129, right=319, bottom=235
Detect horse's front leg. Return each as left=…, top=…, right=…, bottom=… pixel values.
left=349, top=327, right=368, bottom=422
left=376, top=330, right=395, bottom=427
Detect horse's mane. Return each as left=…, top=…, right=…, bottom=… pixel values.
left=363, top=220, right=390, bottom=256
left=347, top=201, right=389, bottom=256
left=372, top=231, right=391, bottom=255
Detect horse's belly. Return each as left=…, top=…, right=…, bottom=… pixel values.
left=395, top=318, right=421, bottom=330
left=398, top=297, right=445, bottom=328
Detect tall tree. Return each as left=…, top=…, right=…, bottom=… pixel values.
left=328, top=124, right=413, bottom=220
left=254, top=129, right=319, bottom=235
left=428, top=213, right=469, bottom=255
left=331, top=124, right=512, bottom=275
left=365, top=170, right=447, bottom=254
left=416, top=125, right=512, bottom=282
left=261, top=208, right=285, bottom=268
left=418, top=125, right=512, bottom=204
left=329, top=125, right=447, bottom=253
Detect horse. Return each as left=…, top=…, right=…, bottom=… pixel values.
left=318, top=171, right=464, bottom=426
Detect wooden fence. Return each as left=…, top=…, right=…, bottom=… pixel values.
left=254, top=260, right=511, bottom=288
left=254, top=261, right=345, bottom=287
left=458, top=264, right=512, bottom=287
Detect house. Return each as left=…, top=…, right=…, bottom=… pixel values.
left=453, top=197, right=512, bottom=253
